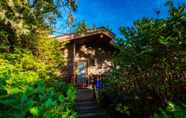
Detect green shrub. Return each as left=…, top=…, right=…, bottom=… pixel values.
left=0, top=0, right=78, bottom=117
left=0, top=49, right=77, bottom=118
left=151, top=101, right=186, bottom=118
left=100, top=2, right=186, bottom=118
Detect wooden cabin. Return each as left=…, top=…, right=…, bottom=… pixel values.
left=56, top=27, right=116, bottom=88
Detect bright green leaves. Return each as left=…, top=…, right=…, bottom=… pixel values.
left=62, top=108, right=78, bottom=118
left=67, top=87, right=76, bottom=102
left=115, top=103, right=129, bottom=114
left=166, top=101, right=175, bottom=112
left=0, top=0, right=77, bottom=117
left=151, top=101, right=186, bottom=118
left=159, top=36, right=169, bottom=45
left=8, top=87, right=20, bottom=94
left=0, top=49, right=77, bottom=118
left=30, top=107, right=39, bottom=116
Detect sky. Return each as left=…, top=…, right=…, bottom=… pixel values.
left=55, top=0, right=186, bottom=36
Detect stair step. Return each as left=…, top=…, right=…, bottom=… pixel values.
left=77, top=106, right=97, bottom=110
left=78, top=108, right=101, bottom=114
left=76, top=89, right=105, bottom=118
left=79, top=112, right=105, bottom=118
left=76, top=98, right=95, bottom=101
left=76, top=101, right=97, bottom=106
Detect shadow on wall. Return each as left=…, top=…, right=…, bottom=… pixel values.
left=61, top=37, right=116, bottom=85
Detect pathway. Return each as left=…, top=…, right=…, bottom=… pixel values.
left=76, top=89, right=105, bottom=118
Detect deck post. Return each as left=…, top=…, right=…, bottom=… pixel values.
left=73, top=40, right=76, bottom=85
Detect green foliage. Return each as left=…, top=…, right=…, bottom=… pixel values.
left=75, top=21, right=89, bottom=34
left=0, top=0, right=77, bottom=49
left=101, top=2, right=186, bottom=118
left=0, top=49, right=77, bottom=118
left=151, top=101, right=186, bottom=118
left=0, top=0, right=78, bottom=118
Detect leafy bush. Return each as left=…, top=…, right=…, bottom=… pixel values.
left=100, top=2, right=186, bottom=118
left=151, top=101, right=186, bottom=118
left=0, top=48, right=77, bottom=118
left=0, top=0, right=78, bottom=117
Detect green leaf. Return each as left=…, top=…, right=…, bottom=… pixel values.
left=166, top=101, right=175, bottom=112
left=44, top=98, right=56, bottom=108
left=30, top=107, right=39, bottom=116
left=58, top=95, right=65, bottom=103
left=8, top=87, right=20, bottom=94
left=159, top=36, right=169, bottom=45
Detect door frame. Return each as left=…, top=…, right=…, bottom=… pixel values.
left=75, top=60, right=88, bottom=87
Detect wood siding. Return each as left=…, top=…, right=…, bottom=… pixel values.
left=60, top=33, right=115, bottom=84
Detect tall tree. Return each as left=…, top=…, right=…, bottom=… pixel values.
left=0, top=0, right=77, bottom=50
left=75, top=21, right=89, bottom=34
left=102, top=2, right=186, bottom=117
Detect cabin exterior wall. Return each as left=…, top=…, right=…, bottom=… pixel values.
left=62, top=38, right=114, bottom=86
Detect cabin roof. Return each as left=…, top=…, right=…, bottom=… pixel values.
left=55, top=27, right=115, bottom=43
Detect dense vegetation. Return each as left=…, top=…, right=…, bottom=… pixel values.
left=0, top=0, right=77, bottom=117
left=100, top=2, right=186, bottom=118
left=1, top=0, right=186, bottom=118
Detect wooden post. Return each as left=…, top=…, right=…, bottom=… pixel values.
left=73, top=40, right=76, bottom=85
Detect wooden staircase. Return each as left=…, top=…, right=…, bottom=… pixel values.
left=76, top=89, right=105, bottom=118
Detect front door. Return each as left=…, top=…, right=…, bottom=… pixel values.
left=77, top=62, right=87, bottom=88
